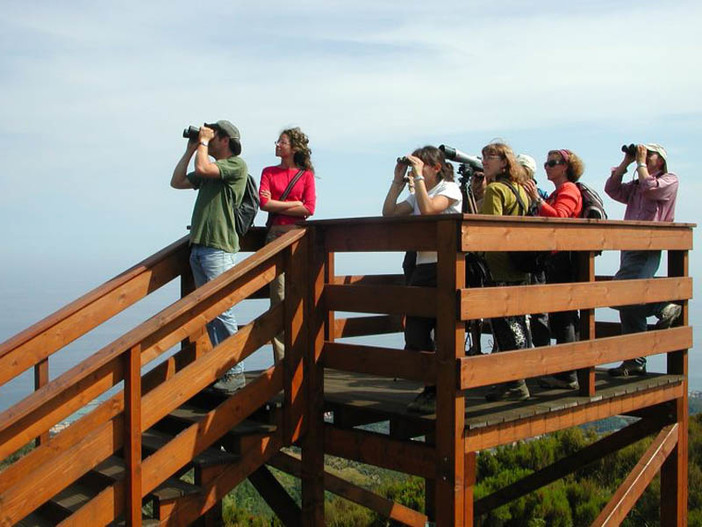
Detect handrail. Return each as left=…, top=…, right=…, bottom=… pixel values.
left=0, top=227, right=306, bottom=526
left=0, top=236, right=191, bottom=386
left=0, top=228, right=305, bottom=455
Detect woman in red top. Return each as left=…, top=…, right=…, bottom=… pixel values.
left=259, top=127, right=316, bottom=363
left=524, top=149, right=584, bottom=390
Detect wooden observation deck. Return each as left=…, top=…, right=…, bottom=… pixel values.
left=0, top=214, right=693, bottom=526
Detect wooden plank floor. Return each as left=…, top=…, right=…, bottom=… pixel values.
left=321, top=369, right=684, bottom=432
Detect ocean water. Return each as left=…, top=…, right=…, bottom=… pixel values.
left=1, top=253, right=700, bottom=415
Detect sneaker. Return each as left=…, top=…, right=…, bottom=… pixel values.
left=212, top=370, right=246, bottom=394
left=407, top=387, right=436, bottom=414
left=485, top=381, right=530, bottom=402
left=655, top=303, right=682, bottom=329
left=608, top=361, right=647, bottom=377
left=538, top=375, right=579, bottom=390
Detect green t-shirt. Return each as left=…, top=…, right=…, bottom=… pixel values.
left=479, top=179, right=530, bottom=284
left=187, top=156, right=248, bottom=253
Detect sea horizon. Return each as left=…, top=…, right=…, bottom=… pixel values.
left=1, top=255, right=699, bottom=415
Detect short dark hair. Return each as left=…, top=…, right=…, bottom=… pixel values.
left=211, top=125, right=242, bottom=156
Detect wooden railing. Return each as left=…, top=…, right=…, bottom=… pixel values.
left=0, top=214, right=693, bottom=526
left=304, top=213, right=693, bottom=526
left=0, top=227, right=309, bottom=526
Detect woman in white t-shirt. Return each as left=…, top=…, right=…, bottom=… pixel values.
left=382, top=145, right=462, bottom=413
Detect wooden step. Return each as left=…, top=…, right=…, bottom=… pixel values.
left=94, top=455, right=202, bottom=500
left=16, top=510, right=56, bottom=527
left=155, top=402, right=278, bottom=455
left=141, top=428, right=240, bottom=468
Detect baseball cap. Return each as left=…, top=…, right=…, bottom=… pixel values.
left=644, top=143, right=667, bottom=163
left=516, top=153, right=537, bottom=176
left=205, top=120, right=241, bottom=141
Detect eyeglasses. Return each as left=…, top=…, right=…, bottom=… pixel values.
left=544, top=160, right=566, bottom=168
left=473, top=173, right=485, bottom=179
left=275, top=140, right=291, bottom=146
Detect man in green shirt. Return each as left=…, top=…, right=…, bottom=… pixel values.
left=171, top=120, right=248, bottom=393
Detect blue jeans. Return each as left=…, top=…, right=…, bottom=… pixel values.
left=189, top=245, right=243, bottom=374
left=613, top=250, right=664, bottom=366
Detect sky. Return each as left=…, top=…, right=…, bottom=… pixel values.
left=1, top=1, right=701, bottom=380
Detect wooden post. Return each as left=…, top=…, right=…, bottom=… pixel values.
left=283, top=235, right=309, bottom=445
left=301, top=226, right=326, bottom=526
left=464, top=451, right=476, bottom=526
left=33, top=358, right=50, bottom=446
left=434, top=219, right=466, bottom=526
left=124, top=345, right=143, bottom=527
left=661, top=249, right=688, bottom=526
left=577, top=251, right=596, bottom=396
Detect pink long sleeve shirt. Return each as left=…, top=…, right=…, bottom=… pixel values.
left=604, top=169, right=678, bottom=222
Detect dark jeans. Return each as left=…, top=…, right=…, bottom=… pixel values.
left=404, top=263, right=437, bottom=351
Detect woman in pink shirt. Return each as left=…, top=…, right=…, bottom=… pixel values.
left=524, top=149, right=583, bottom=390
left=259, top=127, right=316, bottom=363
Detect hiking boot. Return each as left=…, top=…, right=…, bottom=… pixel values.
left=212, top=369, right=246, bottom=395
left=407, top=387, right=436, bottom=414
left=485, top=381, right=530, bottom=402
left=655, top=303, right=682, bottom=330
left=608, top=361, right=647, bottom=377
left=538, top=375, right=579, bottom=390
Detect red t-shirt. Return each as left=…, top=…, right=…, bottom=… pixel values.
left=259, top=166, right=316, bottom=226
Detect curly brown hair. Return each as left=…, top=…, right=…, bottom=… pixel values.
left=282, top=127, right=314, bottom=172
left=481, top=142, right=525, bottom=183
left=548, top=149, right=584, bottom=182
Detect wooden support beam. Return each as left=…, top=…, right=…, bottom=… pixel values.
left=660, top=249, right=689, bottom=527
left=124, top=345, right=142, bottom=527
left=325, top=283, right=437, bottom=317
left=323, top=342, right=436, bottom=383
left=460, top=277, right=692, bottom=320
left=33, top=358, right=50, bottom=446
left=301, top=227, right=326, bottom=526
left=593, top=424, right=678, bottom=526
left=577, top=251, right=596, bottom=396
left=458, top=327, right=691, bottom=389
left=269, top=451, right=428, bottom=527
left=249, top=465, right=301, bottom=527
left=324, top=425, right=436, bottom=479
left=283, top=237, right=308, bottom=446
left=434, top=219, right=466, bottom=527
left=474, top=414, right=672, bottom=516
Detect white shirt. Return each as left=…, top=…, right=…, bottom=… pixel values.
left=403, top=179, right=462, bottom=264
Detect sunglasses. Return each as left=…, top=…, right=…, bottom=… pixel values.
left=544, top=160, right=566, bottom=168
